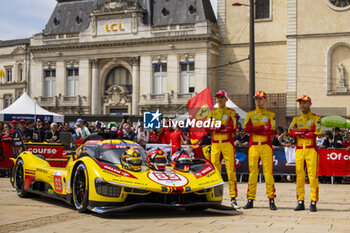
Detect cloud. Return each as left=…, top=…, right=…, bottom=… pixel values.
left=0, top=0, right=56, bottom=40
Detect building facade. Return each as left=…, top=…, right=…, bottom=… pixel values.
left=0, top=0, right=220, bottom=116
left=218, top=0, right=350, bottom=118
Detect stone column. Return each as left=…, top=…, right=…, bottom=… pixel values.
left=91, top=59, right=100, bottom=114
left=132, top=57, right=140, bottom=115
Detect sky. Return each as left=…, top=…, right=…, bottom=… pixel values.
left=0, top=0, right=218, bottom=41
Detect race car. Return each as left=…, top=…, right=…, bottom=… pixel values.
left=12, top=134, right=233, bottom=214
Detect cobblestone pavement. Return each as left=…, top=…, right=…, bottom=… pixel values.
left=1, top=178, right=349, bottom=233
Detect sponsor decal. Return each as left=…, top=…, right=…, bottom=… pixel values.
left=148, top=171, right=188, bottom=187
left=27, top=147, right=57, bottom=154
left=95, top=160, right=137, bottom=179
left=53, top=171, right=64, bottom=193
left=194, top=165, right=215, bottom=178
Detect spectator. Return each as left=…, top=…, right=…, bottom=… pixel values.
left=0, top=122, right=3, bottom=135
left=149, top=129, right=160, bottom=143
left=333, top=127, right=343, bottom=148
left=170, top=126, right=184, bottom=155
left=121, top=123, right=136, bottom=141
left=18, top=119, right=27, bottom=135
left=181, top=127, right=191, bottom=145
left=279, top=129, right=296, bottom=164
left=272, top=126, right=284, bottom=147
left=160, top=119, right=173, bottom=144
left=320, top=131, right=333, bottom=148
left=342, top=131, right=350, bottom=150
left=33, top=118, right=45, bottom=142
left=316, top=132, right=326, bottom=148
left=23, top=120, right=34, bottom=142
left=234, top=128, right=249, bottom=147
left=44, top=120, right=51, bottom=134
left=62, top=122, right=76, bottom=135
left=10, top=120, right=17, bottom=135
left=136, top=125, right=148, bottom=146
left=75, top=118, right=90, bottom=139
left=94, top=121, right=103, bottom=133
left=45, top=122, right=60, bottom=143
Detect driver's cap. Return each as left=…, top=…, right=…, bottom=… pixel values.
left=296, top=95, right=311, bottom=103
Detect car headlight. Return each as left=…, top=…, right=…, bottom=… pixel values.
left=95, top=177, right=122, bottom=198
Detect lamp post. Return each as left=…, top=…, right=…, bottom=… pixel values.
left=233, top=0, right=256, bottom=110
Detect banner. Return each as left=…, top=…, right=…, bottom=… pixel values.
left=25, top=143, right=67, bottom=167
left=318, top=149, right=350, bottom=176
left=222, top=147, right=296, bottom=175
left=187, top=87, right=214, bottom=143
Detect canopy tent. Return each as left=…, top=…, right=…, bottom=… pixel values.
left=214, top=97, right=247, bottom=124
left=0, top=93, right=64, bottom=122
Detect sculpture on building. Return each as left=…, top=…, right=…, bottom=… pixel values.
left=336, top=63, right=348, bottom=92
left=94, top=0, right=139, bottom=13
left=105, top=85, right=129, bottom=105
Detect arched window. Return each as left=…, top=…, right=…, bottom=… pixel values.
left=105, top=67, right=132, bottom=93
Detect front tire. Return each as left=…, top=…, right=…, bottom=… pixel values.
left=73, top=163, right=89, bottom=213
left=15, top=159, right=29, bottom=197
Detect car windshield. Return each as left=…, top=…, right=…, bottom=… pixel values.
left=95, top=143, right=147, bottom=165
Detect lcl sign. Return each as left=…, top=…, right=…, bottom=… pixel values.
left=105, top=23, right=125, bottom=32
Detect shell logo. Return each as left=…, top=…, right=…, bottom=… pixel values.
left=195, top=104, right=210, bottom=120
left=0, top=69, right=4, bottom=78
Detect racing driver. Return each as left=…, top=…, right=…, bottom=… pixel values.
left=288, top=95, right=321, bottom=212
left=243, top=91, right=277, bottom=210
left=207, top=90, right=240, bottom=209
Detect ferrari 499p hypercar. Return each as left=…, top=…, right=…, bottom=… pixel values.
left=12, top=138, right=233, bottom=214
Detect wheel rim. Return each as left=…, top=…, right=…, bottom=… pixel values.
left=74, top=168, right=86, bottom=206
left=15, top=163, right=24, bottom=194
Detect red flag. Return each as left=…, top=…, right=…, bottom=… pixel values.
left=187, top=87, right=214, bottom=144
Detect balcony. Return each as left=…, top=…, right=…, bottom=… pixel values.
left=140, top=92, right=197, bottom=106
left=35, top=95, right=89, bottom=108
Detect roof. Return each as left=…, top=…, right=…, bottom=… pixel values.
left=43, top=0, right=217, bottom=35
left=43, top=0, right=96, bottom=35
left=0, top=38, right=30, bottom=48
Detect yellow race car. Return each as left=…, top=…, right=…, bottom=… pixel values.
left=12, top=137, right=233, bottom=214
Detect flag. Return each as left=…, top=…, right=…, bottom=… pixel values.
left=187, top=87, right=214, bottom=144
left=0, top=69, right=4, bottom=78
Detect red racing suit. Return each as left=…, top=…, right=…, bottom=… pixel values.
left=208, top=106, right=237, bottom=198
left=288, top=111, right=321, bottom=202
left=244, top=107, right=276, bottom=200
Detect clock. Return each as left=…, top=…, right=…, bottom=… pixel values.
left=328, top=0, right=350, bottom=10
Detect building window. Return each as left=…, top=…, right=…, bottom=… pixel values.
left=3, top=94, right=12, bottom=108
left=19, top=64, right=23, bottom=82
left=44, top=69, right=56, bottom=97
left=153, top=63, right=167, bottom=94
left=66, top=68, right=79, bottom=96
left=105, top=67, right=132, bottom=93
left=255, top=0, right=270, bottom=19
left=180, top=62, right=195, bottom=93
left=6, top=68, right=12, bottom=82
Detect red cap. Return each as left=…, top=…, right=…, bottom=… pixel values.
left=254, top=91, right=266, bottom=99
left=11, top=120, right=17, bottom=124
left=19, top=119, right=26, bottom=123
left=215, top=90, right=227, bottom=98
left=296, top=95, right=312, bottom=103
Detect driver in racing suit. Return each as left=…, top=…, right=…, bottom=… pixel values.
left=207, top=90, right=240, bottom=209
left=243, top=91, right=277, bottom=210
left=288, top=95, right=321, bottom=212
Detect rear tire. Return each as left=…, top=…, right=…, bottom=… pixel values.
left=73, top=163, right=89, bottom=213
left=15, top=159, right=29, bottom=197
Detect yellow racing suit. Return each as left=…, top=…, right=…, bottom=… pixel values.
left=208, top=106, right=237, bottom=198
left=244, top=107, right=276, bottom=200
left=288, top=111, right=321, bottom=202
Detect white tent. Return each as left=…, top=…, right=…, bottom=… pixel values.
left=215, top=97, right=247, bottom=123
left=0, top=93, right=64, bottom=122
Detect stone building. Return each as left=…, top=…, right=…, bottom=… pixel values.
left=0, top=0, right=220, bottom=116
left=217, top=0, right=350, bottom=119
